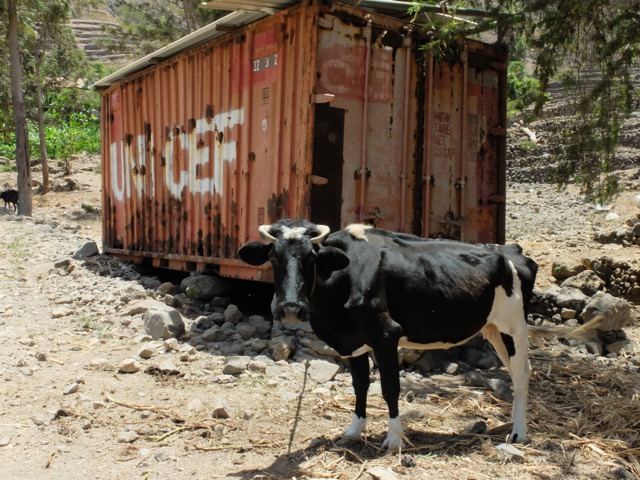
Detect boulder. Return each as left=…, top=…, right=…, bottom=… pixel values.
left=579, top=292, right=633, bottom=331
left=73, top=241, right=99, bottom=259
left=561, top=270, right=605, bottom=296
left=180, top=274, right=231, bottom=301
left=143, top=308, right=185, bottom=340
left=551, top=259, right=586, bottom=280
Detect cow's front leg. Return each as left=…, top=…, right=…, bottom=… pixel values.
left=342, top=353, right=370, bottom=440
left=374, top=343, right=403, bottom=450
left=370, top=310, right=403, bottom=451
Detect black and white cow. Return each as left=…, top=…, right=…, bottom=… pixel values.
left=238, top=219, right=538, bottom=450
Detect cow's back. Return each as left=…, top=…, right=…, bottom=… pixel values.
left=321, top=226, right=537, bottom=346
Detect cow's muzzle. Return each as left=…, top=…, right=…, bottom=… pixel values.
left=275, top=301, right=307, bottom=323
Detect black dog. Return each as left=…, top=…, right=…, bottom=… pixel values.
left=0, top=189, right=18, bottom=210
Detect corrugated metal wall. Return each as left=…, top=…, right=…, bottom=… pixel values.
left=100, top=0, right=507, bottom=280
left=102, top=4, right=318, bottom=279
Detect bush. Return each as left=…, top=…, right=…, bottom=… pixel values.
left=507, top=61, right=550, bottom=120
left=0, top=91, right=100, bottom=164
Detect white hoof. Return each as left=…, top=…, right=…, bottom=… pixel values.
left=382, top=417, right=404, bottom=451
left=341, top=415, right=366, bottom=440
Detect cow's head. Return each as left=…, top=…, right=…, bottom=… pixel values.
left=237, top=219, right=350, bottom=322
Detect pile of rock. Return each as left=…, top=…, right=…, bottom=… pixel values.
left=113, top=263, right=635, bottom=383
left=594, top=212, right=640, bottom=247
left=550, top=256, right=640, bottom=302
left=528, top=257, right=638, bottom=357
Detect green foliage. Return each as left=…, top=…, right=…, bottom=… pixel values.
left=507, top=60, right=550, bottom=119
left=98, top=0, right=226, bottom=57
left=0, top=89, right=100, bottom=162
left=516, top=140, right=541, bottom=154
left=81, top=203, right=98, bottom=214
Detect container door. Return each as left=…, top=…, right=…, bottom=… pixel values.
left=310, top=103, right=345, bottom=233
left=426, top=62, right=465, bottom=240
left=423, top=56, right=504, bottom=243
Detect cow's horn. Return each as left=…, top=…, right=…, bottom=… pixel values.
left=310, top=225, right=330, bottom=244
left=258, top=224, right=277, bottom=243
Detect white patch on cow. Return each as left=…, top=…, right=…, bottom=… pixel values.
left=345, top=224, right=372, bottom=242
left=381, top=417, right=404, bottom=450
left=482, top=259, right=530, bottom=443
left=344, top=344, right=372, bottom=358
left=342, top=414, right=366, bottom=439
left=281, top=226, right=308, bottom=240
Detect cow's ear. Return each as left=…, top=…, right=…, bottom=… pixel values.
left=237, top=242, right=272, bottom=266
left=316, top=245, right=350, bottom=279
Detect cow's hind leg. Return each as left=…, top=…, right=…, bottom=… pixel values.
left=341, top=353, right=370, bottom=440
left=484, top=322, right=530, bottom=443
left=508, top=321, right=530, bottom=443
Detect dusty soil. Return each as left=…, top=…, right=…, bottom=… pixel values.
left=0, top=156, right=639, bottom=480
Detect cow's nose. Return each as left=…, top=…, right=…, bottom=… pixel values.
left=278, top=302, right=304, bottom=322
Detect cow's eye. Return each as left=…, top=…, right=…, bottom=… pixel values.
left=270, top=256, right=280, bottom=267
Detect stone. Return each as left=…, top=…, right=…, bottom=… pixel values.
left=164, top=338, right=180, bottom=351
left=269, top=336, right=295, bottom=361
left=118, top=430, right=139, bottom=443
left=62, top=382, right=80, bottom=395
left=551, top=259, right=586, bottom=279
left=158, top=360, right=178, bottom=372
left=586, top=342, right=603, bottom=356
left=143, top=308, right=185, bottom=340
left=181, top=274, right=231, bottom=301
left=280, top=320, right=314, bottom=333
left=212, top=400, right=231, bottom=419
left=223, top=304, right=243, bottom=325
left=52, top=307, right=73, bottom=318
left=248, top=360, right=268, bottom=373
left=187, top=398, right=205, bottom=412
left=120, top=299, right=167, bottom=316
left=580, top=292, right=633, bottom=331
left=118, top=358, right=141, bottom=373
left=156, top=282, right=180, bottom=297
left=413, top=351, right=435, bottom=374
left=495, top=443, right=525, bottom=462
left=300, top=336, right=340, bottom=358
left=137, top=346, right=155, bottom=359
left=366, top=466, right=401, bottom=480
left=444, top=362, right=459, bottom=375
left=90, top=357, right=110, bottom=368
left=223, top=356, right=250, bottom=375
left=0, top=437, right=11, bottom=447
left=400, top=349, right=422, bottom=364
left=561, top=270, right=605, bottom=296
left=235, top=323, right=257, bottom=340
left=202, top=325, right=222, bottom=342
left=73, top=241, right=99, bottom=259
left=606, top=341, right=631, bottom=355
left=248, top=315, right=271, bottom=338
left=307, top=359, right=341, bottom=383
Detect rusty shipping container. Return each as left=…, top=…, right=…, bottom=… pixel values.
left=95, top=0, right=508, bottom=282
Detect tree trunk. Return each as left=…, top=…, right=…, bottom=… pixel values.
left=182, top=0, right=198, bottom=33
left=35, top=57, right=49, bottom=194
left=7, top=0, right=32, bottom=216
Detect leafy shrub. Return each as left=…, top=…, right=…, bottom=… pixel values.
left=507, top=61, right=550, bottom=120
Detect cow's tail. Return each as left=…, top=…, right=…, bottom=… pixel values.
left=528, top=313, right=607, bottom=343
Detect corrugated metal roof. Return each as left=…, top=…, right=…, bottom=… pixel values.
left=92, top=9, right=274, bottom=89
